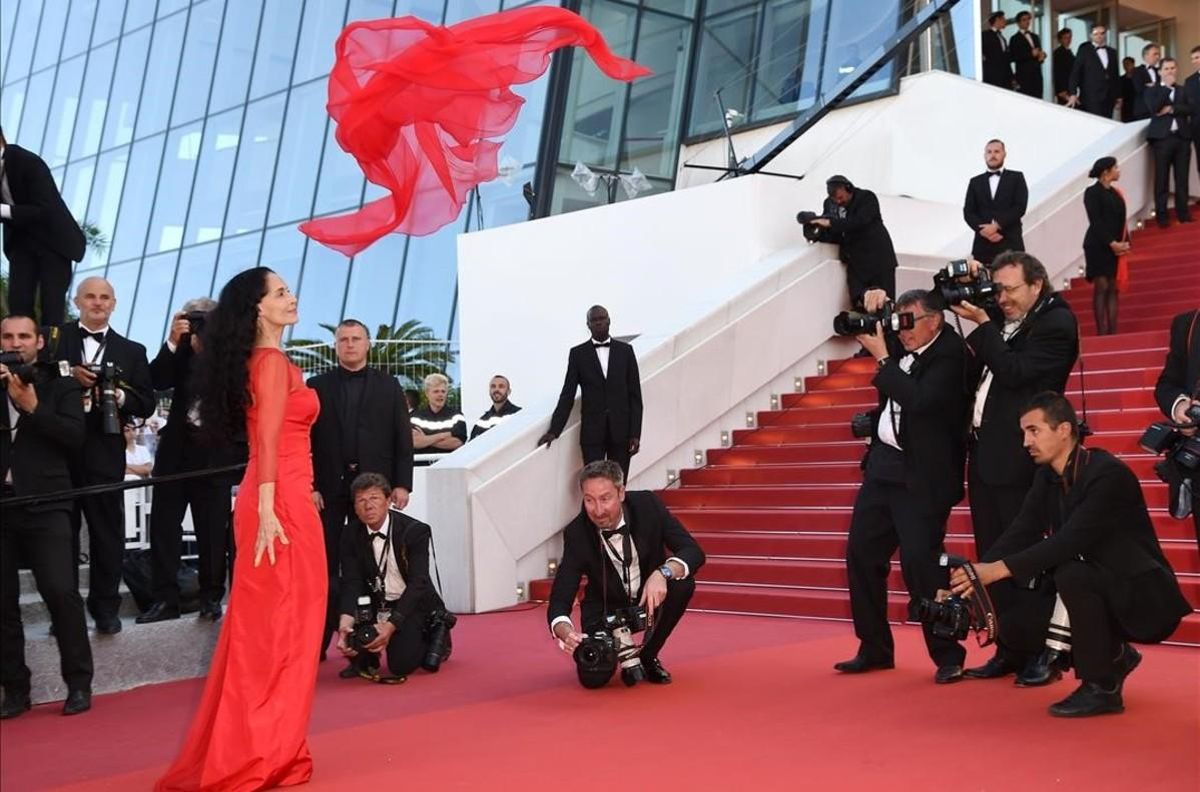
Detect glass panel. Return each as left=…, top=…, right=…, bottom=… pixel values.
left=70, top=41, right=118, bottom=161
left=171, top=0, right=225, bottom=126
left=312, top=118, right=365, bottom=217
left=212, top=230, right=264, bottom=292
left=5, top=0, right=43, bottom=83
left=395, top=0, right=447, bottom=22
left=340, top=233, right=405, bottom=329
left=293, top=239, right=350, bottom=339
left=32, top=0, right=68, bottom=73
left=134, top=12, right=186, bottom=139
left=267, top=80, right=326, bottom=225
left=292, top=0, right=348, bottom=84
left=62, top=157, right=97, bottom=223
left=92, top=0, right=126, bottom=45
left=346, top=0, right=397, bottom=25
left=209, top=0, right=263, bottom=113
left=705, top=0, right=756, bottom=15
left=158, top=0, right=190, bottom=17
left=549, top=162, right=608, bottom=216
left=42, top=55, right=86, bottom=168
left=51, top=166, right=64, bottom=190
left=172, top=242, right=219, bottom=305
left=87, top=147, right=131, bottom=270
left=258, top=225, right=305, bottom=297
left=643, top=0, right=697, bottom=16
left=249, top=0, right=303, bottom=99
left=61, top=0, right=99, bottom=59
left=14, top=69, right=54, bottom=147
left=128, top=250, right=179, bottom=347
left=621, top=11, right=692, bottom=178
left=442, top=1, right=499, bottom=25
left=147, top=122, right=204, bottom=253
left=948, top=2, right=974, bottom=79
left=688, top=6, right=758, bottom=137
left=185, top=108, right=244, bottom=244
left=125, top=0, right=157, bottom=32
left=476, top=162, right=535, bottom=229
left=1, top=80, right=28, bottom=141
left=823, top=0, right=901, bottom=101
left=0, top=0, right=19, bottom=73
left=103, top=258, right=141, bottom=335
left=750, top=0, right=814, bottom=120
left=102, top=26, right=150, bottom=149
left=395, top=221, right=458, bottom=337
left=225, top=93, right=286, bottom=235
left=109, top=133, right=166, bottom=263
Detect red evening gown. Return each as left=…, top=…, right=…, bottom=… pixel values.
left=157, top=348, right=326, bottom=792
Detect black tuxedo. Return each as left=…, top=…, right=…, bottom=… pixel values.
left=1155, top=309, right=1200, bottom=547
left=338, top=510, right=445, bottom=676
left=0, top=144, right=86, bottom=325
left=309, top=365, right=414, bottom=656
left=809, top=189, right=898, bottom=303
left=1069, top=44, right=1119, bottom=117
left=1009, top=30, right=1043, bottom=98
left=981, top=28, right=1012, bottom=89
left=1, top=370, right=94, bottom=696
left=963, top=169, right=1028, bottom=264
left=1144, top=85, right=1193, bottom=224
left=847, top=328, right=968, bottom=669
left=53, top=322, right=155, bottom=623
left=985, top=448, right=1191, bottom=682
left=146, top=341, right=245, bottom=609
left=1185, top=72, right=1200, bottom=179
left=548, top=339, right=643, bottom=476
left=548, top=490, right=704, bottom=662
left=1052, top=46, right=1075, bottom=102
left=1130, top=64, right=1160, bottom=121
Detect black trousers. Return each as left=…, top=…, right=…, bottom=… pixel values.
left=582, top=577, right=695, bottom=662
left=73, top=487, right=125, bottom=622
left=318, top=486, right=351, bottom=657
left=845, top=473, right=965, bottom=668
left=846, top=262, right=896, bottom=307
left=582, top=423, right=631, bottom=480
left=4, top=246, right=72, bottom=326
left=1081, top=96, right=1115, bottom=118
left=349, top=611, right=432, bottom=677
left=1053, top=560, right=1126, bottom=685
left=1151, top=133, right=1193, bottom=222
left=1, top=506, right=94, bottom=695
left=149, top=454, right=233, bottom=606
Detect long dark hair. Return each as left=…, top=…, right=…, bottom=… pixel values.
left=195, top=267, right=273, bottom=445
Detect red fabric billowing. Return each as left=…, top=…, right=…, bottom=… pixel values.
left=298, top=7, right=651, bottom=257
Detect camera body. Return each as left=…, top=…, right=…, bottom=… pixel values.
left=420, top=608, right=457, bottom=672
left=850, top=411, right=873, bottom=439
left=916, top=595, right=974, bottom=641
left=832, top=302, right=916, bottom=337
left=346, top=595, right=380, bottom=654
left=573, top=605, right=650, bottom=688
left=932, top=260, right=998, bottom=307
left=796, top=210, right=831, bottom=243
left=915, top=553, right=998, bottom=645
left=183, top=310, right=208, bottom=336
left=84, top=361, right=124, bottom=435
left=1140, top=415, right=1200, bottom=473
left=0, top=350, right=39, bottom=385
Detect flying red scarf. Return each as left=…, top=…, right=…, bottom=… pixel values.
left=298, top=7, right=651, bottom=257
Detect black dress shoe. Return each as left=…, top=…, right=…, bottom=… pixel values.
left=833, top=655, right=894, bottom=674
left=1049, top=682, right=1123, bottom=718
left=964, top=654, right=1021, bottom=679
left=0, top=692, right=32, bottom=720
left=1178, top=215, right=1195, bottom=224
left=1015, top=650, right=1063, bottom=687
left=1115, top=643, right=1142, bottom=687
left=135, top=603, right=180, bottom=625
left=94, top=617, right=122, bottom=635
left=338, top=665, right=362, bottom=679
left=935, top=665, right=964, bottom=684
left=642, top=657, right=672, bottom=684
left=197, top=600, right=223, bottom=621
left=62, top=688, right=91, bottom=716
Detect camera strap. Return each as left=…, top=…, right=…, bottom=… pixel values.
left=960, top=561, right=998, bottom=646
left=602, top=531, right=634, bottom=601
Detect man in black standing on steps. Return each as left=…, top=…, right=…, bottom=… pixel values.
left=1130, top=43, right=1162, bottom=122
left=1066, top=24, right=1120, bottom=117
left=833, top=289, right=968, bottom=684
left=1144, top=58, right=1194, bottom=228
left=539, top=306, right=642, bottom=479
left=1052, top=29, right=1076, bottom=106
left=1009, top=12, right=1044, bottom=99
left=982, top=11, right=1013, bottom=90
left=963, top=139, right=1028, bottom=265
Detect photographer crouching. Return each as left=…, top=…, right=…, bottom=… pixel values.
left=1153, top=309, right=1199, bottom=549
left=334, top=473, right=454, bottom=681
left=949, top=393, right=1191, bottom=717
left=1, top=316, right=94, bottom=718
left=548, top=461, right=704, bottom=688
left=833, top=289, right=969, bottom=683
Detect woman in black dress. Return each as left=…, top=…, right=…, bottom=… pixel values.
left=1083, top=156, right=1129, bottom=335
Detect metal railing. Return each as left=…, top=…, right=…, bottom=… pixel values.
left=285, top=339, right=460, bottom=394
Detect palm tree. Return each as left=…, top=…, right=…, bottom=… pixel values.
left=287, top=319, right=458, bottom=393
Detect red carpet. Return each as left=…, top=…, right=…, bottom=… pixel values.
left=1, top=609, right=1197, bottom=791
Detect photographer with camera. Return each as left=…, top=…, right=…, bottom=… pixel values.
left=947, top=251, right=1079, bottom=685
left=1153, top=309, right=1199, bottom=548
left=797, top=175, right=898, bottom=306
left=833, top=289, right=969, bottom=683
left=1, top=315, right=94, bottom=718
left=949, top=393, right=1191, bottom=717
left=548, top=460, right=704, bottom=688
left=55, top=277, right=155, bottom=634
left=334, top=473, right=453, bottom=681
left=136, top=298, right=245, bottom=625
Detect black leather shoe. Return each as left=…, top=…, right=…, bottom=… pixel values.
left=0, top=692, right=32, bottom=720
left=62, top=688, right=91, bottom=716
left=1115, top=643, right=1142, bottom=688
left=833, top=656, right=894, bottom=674
left=338, top=665, right=362, bottom=679
left=135, top=602, right=180, bottom=625
left=935, top=665, right=964, bottom=684
left=1049, top=682, right=1123, bottom=718
left=642, top=657, right=672, bottom=684
left=1015, top=650, right=1063, bottom=687
left=94, top=617, right=122, bottom=635
left=198, top=600, right=223, bottom=621
left=964, top=654, right=1022, bottom=679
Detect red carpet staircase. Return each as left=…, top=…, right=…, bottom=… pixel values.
left=666, top=221, right=1200, bottom=645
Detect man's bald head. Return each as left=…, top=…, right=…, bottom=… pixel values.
left=74, top=277, right=117, bottom=328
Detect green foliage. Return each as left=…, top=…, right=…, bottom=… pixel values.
left=286, top=319, right=459, bottom=394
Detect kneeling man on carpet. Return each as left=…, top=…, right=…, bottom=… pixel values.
left=335, top=473, right=455, bottom=681
left=949, top=393, right=1191, bottom=717
left=548, top=461, right=705, bottom=687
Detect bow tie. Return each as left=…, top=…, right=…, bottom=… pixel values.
left=370, top=531, right=388, bottom=542
left=83, top=330, right=106, bottom=343
left=592, top=340, right=611, bottom=348
left=601, top=525, right=629, bottom=539
left=988, top=170, right=1002, bottom=177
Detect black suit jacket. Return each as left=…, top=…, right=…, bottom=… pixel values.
left=338, top=510, right=444, bottom=628
left=966, top=293, right=1079, bottom=487
left=308, top=366, right=414, bottom=496
left=1154, top=310, right=1200, bottom=419
left=868, top=327, right=968, bottom=514
left=1185, top=73, right=1200, bottom=137
left=53, top=323, right=155, bottom=482
left=548, top=339, right=643, bottom=446
left=812, top=189, right=898, bottom=275
left=985, top=448, right=1191, bottom=643
left=0, top=144, right=86, bottom=262
left=547, top=490, right=705, bottom=631
left=0, top=371, right=86, bottom=512
left=981, top=29, right=1012, bottom=88
left=963, top=170, right=1028, bottom=263
left=1144, top=85, right=1192, bottom=140
left=1069, top=44, right=1119, bottom=111
left=1052, top=46, right=1075, bottom=96
left=1130, top=64, right=1160, bottom=121
left=1009, top=30, right=1043, bottom=93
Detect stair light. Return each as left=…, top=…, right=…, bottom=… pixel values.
left=1135, top=219, right=1144, bottom=230
left=693, top=449, right=704, bottom=466
left=720, top=430, right=730, bottom=446
left=794, top=375, right=804, bottom=392
left=817, top=360, right=827, bottom=375
left=547, top=559, right=558, bottom=575
left=516, top=583, right=526, bottom=599
left=770, top=393, right=779, bottom=410
left=746, top=411, right=756, bottom=428
left=666, top=469, right=679, bottom=485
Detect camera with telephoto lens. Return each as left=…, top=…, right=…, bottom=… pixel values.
left=850, top=411, right=873, bottom=439
left=573, top=605, right=649, bottom=689
left=346, top=595, right=379, bottom=653
left=1140, top=400, right=1200, bottom=474
left=183, top=310, right=208, bottom=336
left=0, top=350, right=38, bottom=385
left=915, top=554, right=998, bottom=644
left=796, top=210, right=832, bottom=243
left=83, top=361, right=124, bottom=435
left=932, top=260, right=998, bottom=307
left=832, top=302, right=916, bottom=337
left=420, top=608, right=457, bottom=672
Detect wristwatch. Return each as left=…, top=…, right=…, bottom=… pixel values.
left=876, top=356, right=890, bottom=370
left=659, top=564, right=674, bottom=581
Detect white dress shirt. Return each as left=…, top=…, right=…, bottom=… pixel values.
left=877, top=331, right=941, bottom=451
left=988, top=169, right=1003, bottom=199
left=973, top=319, right=1022, bottom=428
left=4, top=397, right=16, bottom=484
left=367, top=516, right=407, bottom=602
left=1096, top=45, right=1109, bottom=70
left=80, top=323, right=111, bottom=364
left=593, top=338, right=611, bottom=378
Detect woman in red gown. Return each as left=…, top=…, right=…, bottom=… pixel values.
left=157, top=268, right=326, bottom=791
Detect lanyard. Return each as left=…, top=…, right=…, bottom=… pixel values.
left=371, top=529, right=393, bottom=594
left=602, top=531, right=633, bottom=600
